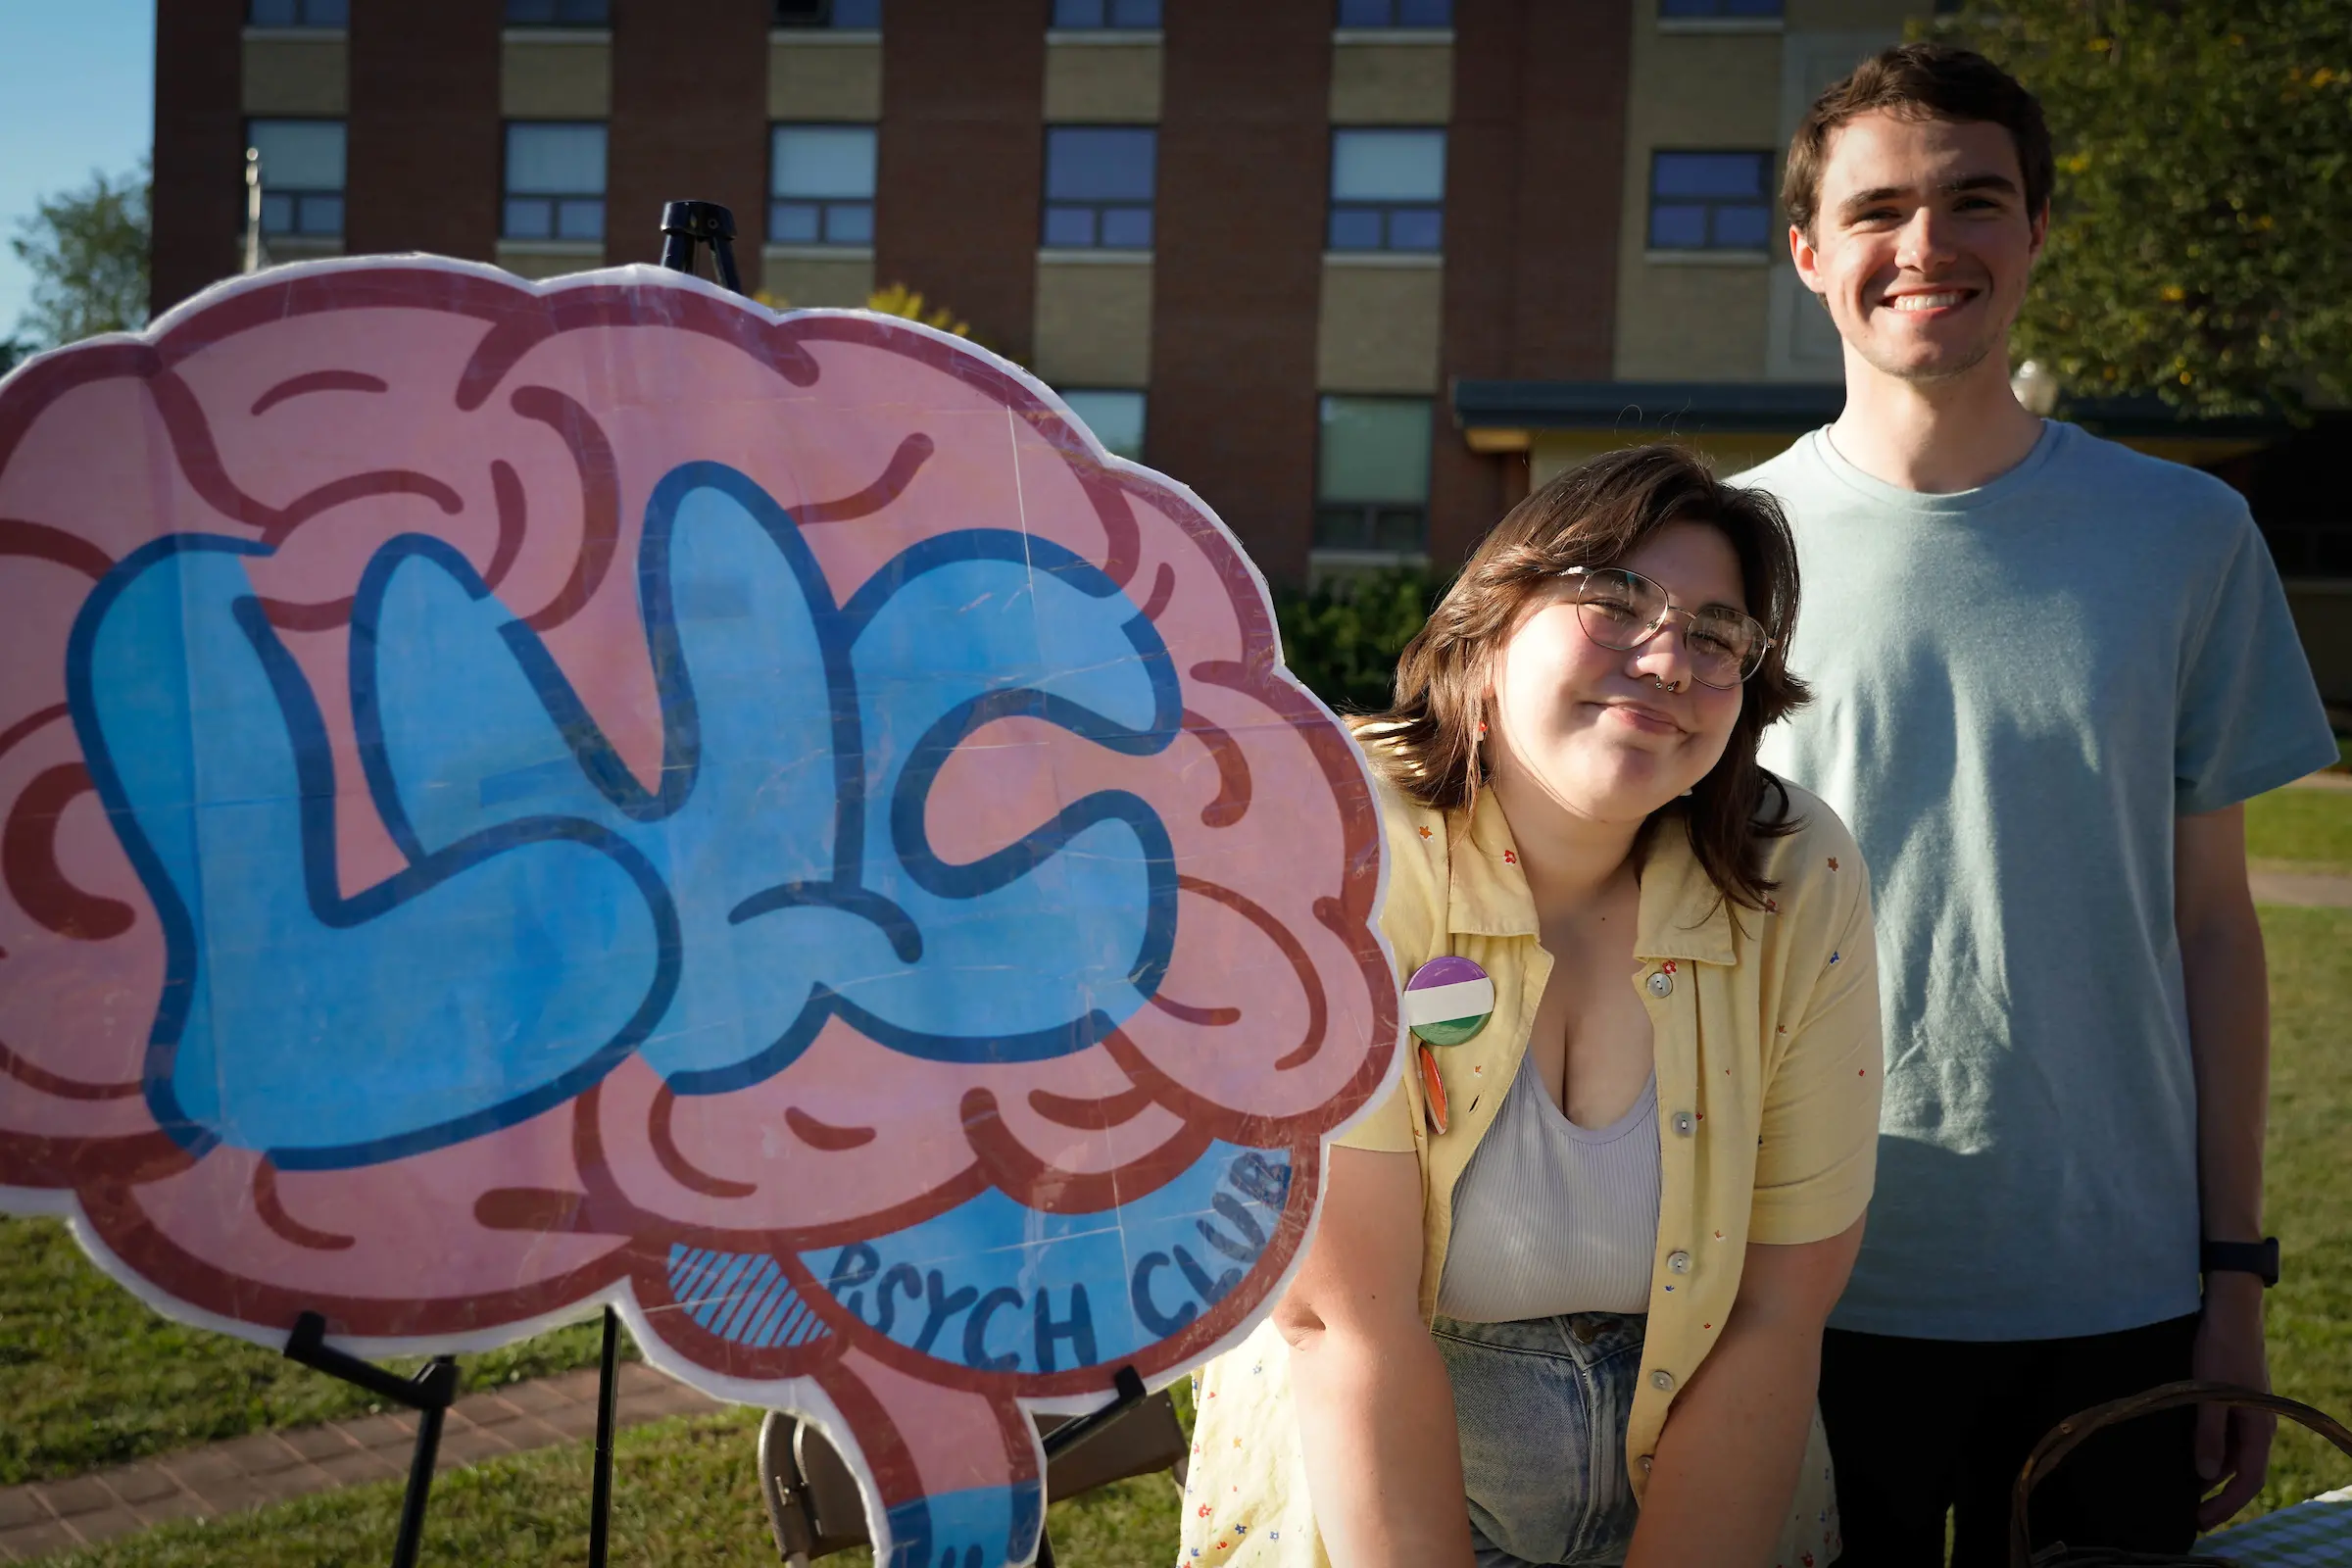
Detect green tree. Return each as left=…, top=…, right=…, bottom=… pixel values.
left=1930, top=0, right=2350, bottom=416
left=9, top=162, right=151, bottom=349
left=1273, top=568, right=1445, bottom=715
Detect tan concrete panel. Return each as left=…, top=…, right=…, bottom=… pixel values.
left=242, top=34, right=348, bottom=116
left=1315, top=260, right=1443, bottom=393
left=496, top=242, right=605, bottom=279
left=1612, top=17, right=1784, bottom=383
left=501, top=38, right=612, bottom=120
left=1626, top=30, right=1783, bottom=148
left=762, top=249, right=876, bottom=308
left=1611, top=260, right=1773, bottom=381
left=768, top=36, right=882, bottom=121
left=1032, top=260, right=1153, bottom=386
left=1043, top=40, right=1161, bottom=122
left=1328, top=38, right=1451, bottom=124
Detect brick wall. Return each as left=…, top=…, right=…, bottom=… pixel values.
left=1149, top=0, right=1332, bottom=586
left=1430, top=0, right=1632, bottom=565
left=346, top=0, right=501, bottom=261
left=874, top=0, right=1047, bottom=359
left=609, top=0, right=771, bottom=286
left=150, top=0, right=247, bottom=317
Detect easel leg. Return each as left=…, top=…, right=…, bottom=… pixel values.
left=282, top=1313, right=457, bottom=1568
left=390, top=1372, right=453, bottom=1568
left=588, top=1305, right=621, bottom=1568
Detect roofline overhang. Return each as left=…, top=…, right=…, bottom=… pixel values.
left=1449, top=378, right=2295, bottom=453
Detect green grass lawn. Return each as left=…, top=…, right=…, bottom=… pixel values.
left=0, top=1216, right=623, bottom=1486
left=2248, top=902, right=2352, bottom=1516
left=2246, top=781, right=2352, bottom=871
left=43, top=1407, right=1182, bottom=1568
left=12, top=902, right=2349, bottom=1560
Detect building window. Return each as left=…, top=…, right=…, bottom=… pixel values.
left=505, top=0, right=611, bottom=24
left=1043, top=127, right=1155, bottom=250
left=1052, top=0, right=1161, bottom=26
left=505, top=122, right=608, bottom=242
left=1648, top=151, right=1773, bottom=251
left=247, top=120, right=345, bottom=238
left=1315, top=397, right=1432, bottom=557
left=774, top=0, right=882, bottom=26
left=1329, top=128, right=1444, bottom=253
left=1337, top=0, right=1451, bottom=24
left=1659, top=0, right=1782, bottom=16
left=248, top=0, right=348, bottom=24
left=1059, top=390, right=1146, bottom=461
left=770, top=126, right=876, bottom=247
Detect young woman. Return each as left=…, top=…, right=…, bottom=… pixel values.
left=1181, top=445, right=1883, bottom=1568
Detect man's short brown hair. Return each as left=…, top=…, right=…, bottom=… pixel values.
left=1783, top=42, right=2054, bottom=237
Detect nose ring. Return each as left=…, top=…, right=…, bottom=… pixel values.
left=1653, top=675, right=1680, bottom=694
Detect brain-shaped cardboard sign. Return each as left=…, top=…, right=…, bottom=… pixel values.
left=0, top=259, right=1397, bottom=1565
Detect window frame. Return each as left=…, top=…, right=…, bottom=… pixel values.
left=1327, top=126, right=1446, bottom=255
left=1656, top=0, right=1783, bottom=18
left=772, top=0, right=883, bottom=29
left=502, top=0, right=612, bottom=25
left=1049, top=0, right=1162, bottom=27
left=768, top=123, right=879, bottom=249
left=247, top=0, right=349, bottom=26
left=502, top=121, right=611, bottom=245
left=1055, top=388, right=1149, bottom=462
left=1335, top=0, right=1452, bottom=27
left=245, top=117, right=347, bottom=240
left=1041, top=124, right=1157, bottom=252
left=1313, top=394, right=1435, bottom=562
left=1645, top=148, right=1775, bottom=253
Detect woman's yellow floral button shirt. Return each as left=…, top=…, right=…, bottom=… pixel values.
left=1180, top=766, right=1883, bottom=1567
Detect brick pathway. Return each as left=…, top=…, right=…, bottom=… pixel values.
left=0, top=1363, right=723, bottom=1562
left=2251, top=863, right=2352, bottom=908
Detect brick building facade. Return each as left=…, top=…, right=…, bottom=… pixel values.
left=181, top=0, right=2278, bottom=599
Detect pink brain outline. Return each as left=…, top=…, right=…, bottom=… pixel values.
left=0, top=259, right=1396, bottom=1565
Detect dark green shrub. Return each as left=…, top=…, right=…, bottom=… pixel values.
left=1272, top=568, right=1446, bottom=715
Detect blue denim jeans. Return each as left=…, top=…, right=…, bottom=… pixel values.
left=1432, top=1310, right=1646, bottom=1568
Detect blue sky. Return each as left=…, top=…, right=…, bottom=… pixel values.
left=0, top=1, right=155, bottom=337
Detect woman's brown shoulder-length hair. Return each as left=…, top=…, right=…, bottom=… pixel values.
left=1357, top=443, right=1809, bottom=909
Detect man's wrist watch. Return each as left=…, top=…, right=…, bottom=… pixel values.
left=2201, top=1237, right=2280, bottom=1288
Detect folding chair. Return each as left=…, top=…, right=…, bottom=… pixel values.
left=756, top=1389, right=1191, bottom=1566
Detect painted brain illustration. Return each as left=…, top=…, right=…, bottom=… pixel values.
left=0, top=260, right=1396, bottom=1567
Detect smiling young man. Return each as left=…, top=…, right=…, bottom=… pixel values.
left=1733, top=43, right=2338, bottom=1567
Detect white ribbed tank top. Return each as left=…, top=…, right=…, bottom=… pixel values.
left=1434, top=1056, right=1661, bottom=1322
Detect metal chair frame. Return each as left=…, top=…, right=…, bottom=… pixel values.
left=756, top=1390, right=1191, bottom=1567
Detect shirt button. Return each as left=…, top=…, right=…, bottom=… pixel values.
left=1650, top=1369, right=1676, bottom=1393
left=1636, top=1454, right=1654, bottom=1474
left=1671, top=1109, right=1694, bottom=1136
left=1646, top=970, right=1673, bottom=998
left=1666, top=1250, right=1691, bottom=1275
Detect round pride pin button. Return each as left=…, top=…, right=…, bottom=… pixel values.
left=1404, top=956, right=1494, bottom=1047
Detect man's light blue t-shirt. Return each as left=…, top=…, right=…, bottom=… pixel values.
left=1739, top=421, right=2336, bottom=1342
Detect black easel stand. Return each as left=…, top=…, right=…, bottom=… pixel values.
left=282, top=1311, right=457, bottom=1568
left=283, top=1305, right=627, bottom=1568
left=658, top=200, right=745, bottom=294
left=588, top=1305, right=622, bottom=1568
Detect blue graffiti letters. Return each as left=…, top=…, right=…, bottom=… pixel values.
left=1031, top=1285, right=1098, bottom=1374
left=70, top=463, right=1187, bottom=1168
left=810, top=1142, right=1298, bottom=1372
left=963, top=1289, right=1024, bottom=1372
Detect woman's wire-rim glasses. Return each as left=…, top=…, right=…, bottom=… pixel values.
left=1559, top=565, right=1773, bottom=690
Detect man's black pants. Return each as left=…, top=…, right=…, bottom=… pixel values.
left=1820, top=1315, right=2201, bottom=1567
